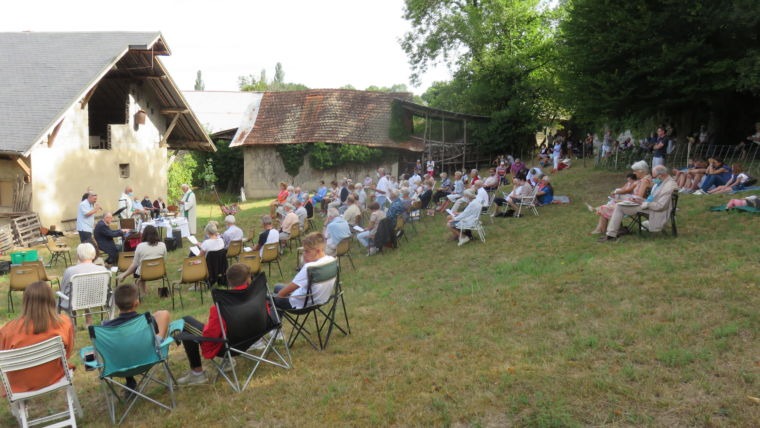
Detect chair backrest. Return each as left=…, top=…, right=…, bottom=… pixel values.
left=0, top=336, right=72, bottom=399
left=9, top=265, right=40, bottom=291
left=21, top=260, right=49, bottom=281
left=70, top=271, right=112, bottom=311
left=394, top=215, right=405, bottom=231
left=239, top=253, right=262, bottom=275
left=89, top=313, right=163, bottom=379
left=261, top=243, right=280, bottom=263
left=226, top=240, right=242, bottom=258
left=289, top=225, right=301, bottom=239
left=212, top=273, right=271, bottom=350
left=205, top=249, right=228, bottom=287
left=670, top=193, right=679, bottom=217
left=139, top=258, right=166, bottom=281
left=302, top=259, right=339, bottom=308
left=335, top=238, right=351, bottom=257
left=181, top=256, right=208, bottom=283
left=117, top=252, right=136, bottom=273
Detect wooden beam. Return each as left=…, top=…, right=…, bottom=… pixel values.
left=15, top=157, right=31, bottom=177
left=160, top=108, right=189, bottom=115
left=80, top=84, right=99, bottom=109
left=159, top=113, right=181, bottom=147
left=47, top=120, right=64, bottom=148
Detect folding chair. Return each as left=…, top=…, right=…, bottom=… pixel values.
left=628, top=193, right=679, bottom=237
left=172, top=256, right=208, bottom=308
left=393, top=216, right=408, bottom=244
left=139, top=258, right=172, bottom=307
left=116, top=252, right=135, bottom=274
left=408, top=200, right=422, bottom=234
left=81, top=313, right=179, bottom=425
left=458, top=219, right=486, bottom=243
left=66, top=271, right=113, bottom=328
left=225, top=240, right=242, bottom=264
left=8, top=266, right=40, bottom=312
left=239, top=252, right=262, bottom=276
left=22, top=260, right=61, bottom=289
left=261, top=243, right=283, bottom=279
left=0, top=336, right=82, bottom=428
left=44, top=236, right=72, bottom=268
left=281, top=258, right=348, bottom=350
left=286, top=225, right=302, bottom=252
left=179, top=273, right=291, bottom=392
left=243, top=227, right=256, bottom=247
left=515, top=185, right=540, bottom=217
left=335, top=238, right=355, bottom=272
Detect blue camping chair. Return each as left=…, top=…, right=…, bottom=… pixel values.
left=80, top=313, right=183, bottom=424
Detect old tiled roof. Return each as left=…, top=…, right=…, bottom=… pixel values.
left=0, top=32, right=214, bottom=154
left=230, top=89, right=424, bottom=152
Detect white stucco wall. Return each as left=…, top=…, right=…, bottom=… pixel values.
left=242, top=146, right=399, bottom=198
left=29, top=84, right=169, bottom=229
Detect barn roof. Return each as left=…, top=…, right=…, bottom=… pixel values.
left=0, top=31, right=214, bottom=155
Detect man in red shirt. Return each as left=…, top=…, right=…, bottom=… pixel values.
left=176, top=263, right=251, bottom=385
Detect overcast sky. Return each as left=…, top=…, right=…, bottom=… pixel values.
left=1, top=0, right=451, bottom=94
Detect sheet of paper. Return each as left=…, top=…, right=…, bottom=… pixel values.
left=243, top=247, right=253, bottom=252
left=187, top=235, right=199, bottom=245
left=189, top=246, right=200, bottom=256
left=446, top=209, right=454, bottom=216
left=353, top=225, right=365, bottom=232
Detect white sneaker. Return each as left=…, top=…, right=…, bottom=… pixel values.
left=270, top=330, right=285, bottom=341
left=177, top=370, right=207, bottom=385
left=458, top=236, right=471, bottom=246
left=692, top=189, right=705, bottom=195
left=641, top=220, right=650, bottom=230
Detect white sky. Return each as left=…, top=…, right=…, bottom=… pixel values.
left=1, top=0, right=451, bottom=94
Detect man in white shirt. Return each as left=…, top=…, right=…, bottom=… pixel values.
left=221, top=215, right=243, bottom=248
left=253, top=215, right=279, bottom=257
left=447, top=189, right=481, bottom=246
left=475, top=181, right=490, bottom=210
left=374, top=167, right=390, bottom=208
left=409, top=171, right=422, bottom=190
left=118, top=186, right=135, bottom=219
left=77, top=192, right=101, bottom=243
left=272, top=232, right=336, bottom=311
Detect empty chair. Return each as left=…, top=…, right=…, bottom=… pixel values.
left=260, top=243, right=283, bottom=279
left=44, top=236, right=72, bottom=267
left=286, top=223, right=302, bottom=252
left=0, top=336, right=82, bottom=428
left=172, top=256, right=209, bottom=308
left=22, top=260, right=60, bottom=289
left=205, top=249, right=228, bottom=290
left=7, top=266, right=39, bottom=312
left=139, top=258, right=172, bottom=306
left=117, top=252, right=136, bottom=274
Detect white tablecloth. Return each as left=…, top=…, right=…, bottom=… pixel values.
left=140, top=217, right=190, bottom=239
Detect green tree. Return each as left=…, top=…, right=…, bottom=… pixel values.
left=193, top=139, right=245, bottom=194
left=402, top=0, right=564, bottom=154
left=560, top=0, right=760, bottom=141
left=194, top=70, right=205, bottom=91
left=167, top=153, right=197, bottom=203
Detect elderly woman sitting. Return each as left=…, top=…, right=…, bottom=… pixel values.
left=447, top=189, right=481, bottom=246
left=590, top=160, right=652, bottom=234
left=269, top=182, right=289, bottom=218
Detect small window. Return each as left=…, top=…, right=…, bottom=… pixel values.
left=119, top=164, right=130, bottom=179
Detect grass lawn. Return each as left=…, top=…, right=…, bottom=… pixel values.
left=0, top=165, right=758, bottom=426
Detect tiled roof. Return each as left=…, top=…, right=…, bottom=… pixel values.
left=230, top=89, right=424, bottom=152
left=0, top=32, right=214, bottom=154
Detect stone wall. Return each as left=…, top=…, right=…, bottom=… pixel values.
left=242, top=146, right=400, bottom=198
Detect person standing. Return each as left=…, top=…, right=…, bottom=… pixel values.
left=77, top=191, right=101, bottom=243
left=374, top=168, right=390, bottom=208
left=179, top=184, right=197, bottom=235
left=652, top=126, right=668, bottom=168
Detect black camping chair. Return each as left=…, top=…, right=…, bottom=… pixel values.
left=205, top=249, right=228, bottom=289
left=178, top=273, right=290, bottom=392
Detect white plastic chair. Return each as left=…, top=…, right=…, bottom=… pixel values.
left=516, top=185, right=541, bottom=217
left=0, top=336, right=82, bottom=428
left=458, top=219, right=486, bottom=243
left=68, top=271, right=112, bottom=327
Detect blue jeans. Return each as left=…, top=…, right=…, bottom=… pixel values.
left=357, top=230, right=371, bottom=248
left=272, top=284, right=293, bottom=310
left=701, top=174, right=727, bottom=191
left=375, top=195, right=387, bottom=209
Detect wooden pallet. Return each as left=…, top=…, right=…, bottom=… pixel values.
left=11, top=213, right=44, bottom=247
left=0, top=226, right=14, bottom=254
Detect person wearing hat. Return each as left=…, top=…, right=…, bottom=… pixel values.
left=447, top=189, right=480, bottom=245
left=221, top=215, right=243, bottom=249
